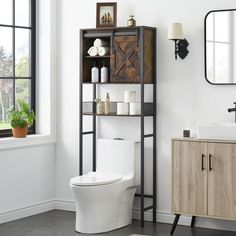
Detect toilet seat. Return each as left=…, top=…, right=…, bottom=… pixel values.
left=70, top=172, right=122, bottom=186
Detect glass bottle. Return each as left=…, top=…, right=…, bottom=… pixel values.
left=127, top=15, right=136, bottom=27
left=105, top=93, right=110, bottom=115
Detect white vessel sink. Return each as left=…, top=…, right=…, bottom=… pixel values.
left=197, top=123, right=236, bottom=140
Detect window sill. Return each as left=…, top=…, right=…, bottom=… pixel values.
left=0, top=134, right=56, bottom=151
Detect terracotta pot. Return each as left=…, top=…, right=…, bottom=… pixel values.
left=12, top=125, right=28, bottom=138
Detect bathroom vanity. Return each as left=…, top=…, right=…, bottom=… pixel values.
left=171, top=138, right=236, bottom=234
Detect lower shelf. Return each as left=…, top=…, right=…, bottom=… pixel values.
left=82, top=112, right=154, bottom=117
left=83, top=102, right=154, bottom=117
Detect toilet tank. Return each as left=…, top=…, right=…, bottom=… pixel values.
left=97, top=139, right=140, bottom=180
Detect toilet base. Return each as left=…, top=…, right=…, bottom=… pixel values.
left=75, top=217, right=132, bottom=234
left=71, top=182, right=136, bottom=234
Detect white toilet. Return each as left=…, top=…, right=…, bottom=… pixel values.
left=70, top=139, right=140, bottom=233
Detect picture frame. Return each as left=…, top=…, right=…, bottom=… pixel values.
left=96, top=2, right=117, bottom=28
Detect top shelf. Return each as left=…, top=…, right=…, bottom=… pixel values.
left=81, top=26, right=156, bottom=34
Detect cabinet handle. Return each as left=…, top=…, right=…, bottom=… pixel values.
left=209, top=154, right=213, bottom=171
left=201, top=154, right=205, bottom=171
left=111, top=34, right=116, bottom=67
left=137, top=28, right=140, bottom=47
left=111, top=32, right=115, bottom=54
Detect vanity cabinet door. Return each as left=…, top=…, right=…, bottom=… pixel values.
left=208, top=143, right=236, bottom=219
left=172, top=141, right=208, bottom=215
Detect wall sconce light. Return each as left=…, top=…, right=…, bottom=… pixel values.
left=167, top=23, right=189, bottom=60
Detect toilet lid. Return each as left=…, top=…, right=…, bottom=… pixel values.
left=70, top=172, right=122, bottom=186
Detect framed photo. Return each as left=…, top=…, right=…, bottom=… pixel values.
left=96, top=2, right=117, bottom=28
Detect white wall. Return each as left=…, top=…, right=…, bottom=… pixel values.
left=0, top=144, right=56, bottom=223
left=0, top=145, right=55, bottom=212
left=56, top=0, right=236, bottom=230
left=0, top=0, right=56, bottom=224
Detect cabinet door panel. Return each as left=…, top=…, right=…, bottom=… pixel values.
left=110, top=35, right=140, bottom=82
left=172, top=141, right=208, bottom=215
left=208, top=143, right=236, bottom=219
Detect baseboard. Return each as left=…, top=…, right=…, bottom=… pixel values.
left=133, top=208, right=236, bottom=232
left=132, top=207, right=190, bottom=225
left=1, top=199, right=236, bottom=232
left=55, top=199, right=75, bottom=212
left=54, top=200, right=236, bottom=232
left=0, top=199, right=55, bottom=224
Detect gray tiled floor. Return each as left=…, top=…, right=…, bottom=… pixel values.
left=0, top=210, right=235, bottom=236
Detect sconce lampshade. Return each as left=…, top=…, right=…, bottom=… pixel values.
left=167, top=23, right=185, bottom=40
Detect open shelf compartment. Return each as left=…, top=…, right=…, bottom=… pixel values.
left=82, top=101, right=154, bottom=116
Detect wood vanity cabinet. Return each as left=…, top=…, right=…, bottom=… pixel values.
left=172, top=139, right=236, bottom=220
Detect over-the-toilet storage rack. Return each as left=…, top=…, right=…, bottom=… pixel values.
left=79, top=26, right=157, bottom=227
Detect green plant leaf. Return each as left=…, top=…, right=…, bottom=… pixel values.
left=7, top=99, right=35, bottom=128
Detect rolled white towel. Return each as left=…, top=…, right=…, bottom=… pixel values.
left=87, top=46, right=98, bottom=56
left=124, top=91, right=136, bottom=103
left=98, top=47, right=110, bottom=56
left=94, top=38, right=108, bottom=47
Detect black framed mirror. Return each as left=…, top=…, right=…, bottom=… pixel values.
left=204, top=9, right=236, bottom=85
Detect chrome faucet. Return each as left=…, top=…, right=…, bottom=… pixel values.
left=228, top=102, right=236, bottom=123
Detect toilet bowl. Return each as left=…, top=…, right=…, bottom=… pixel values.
left=70, top=139, right=140, bottom=233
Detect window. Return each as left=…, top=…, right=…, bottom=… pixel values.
left=0, top=0, right=36, bottom=137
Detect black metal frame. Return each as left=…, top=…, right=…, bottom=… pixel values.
left=79, top=26, right=157, bottom=227
left=204, top=8, right=236, bottom=85
left=0, top=0, right=36, bottom=137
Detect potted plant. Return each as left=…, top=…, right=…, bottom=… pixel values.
left=7, top=100, right=35, bottom=138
